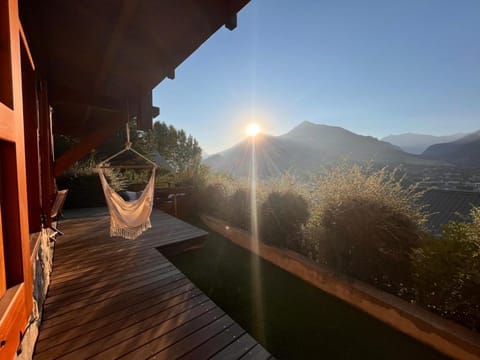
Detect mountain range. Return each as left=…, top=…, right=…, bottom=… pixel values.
left=204, top=122, right=442, bottom=177
left=422, top=130, right=480, bottom=167
left=381, top=133, right=466, bottom=154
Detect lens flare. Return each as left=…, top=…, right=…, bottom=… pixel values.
left=246, top=123, right=261, bottom=137
left=248, top=134, right=265, bottom=343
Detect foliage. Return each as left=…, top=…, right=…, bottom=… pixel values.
left=57, top=173, right=106, bottom=209
left=227, top=188, right=252, bottom=231
left=57, top=160, right=129, bottom=208
left=192, top=162, right=480, bottom=332
left=152, top=121, right=202, bottom=175
left=190, top=166, right=240, bottom=219
left=54, top=134, right=80, bottom=158
left=260, top=191, right=309, bottom=250
left=303, top=163, right=427, bottom=290
left=55, top=120, right=204, bottom=210
left=411, top=208, right=480, bottom=331
left=196, top=163, right=480, bottom=331
left=195, top=183, right=230, bottom=219
left=57, top=120, right=202, bottom=181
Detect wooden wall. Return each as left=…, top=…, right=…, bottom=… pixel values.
left=0, top=0, right=42, bottom=358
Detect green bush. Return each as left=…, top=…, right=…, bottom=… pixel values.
left=322, top=198, right=422, bottom=290
left=57, top=164, right=130, bottom=209
left=227, top=188, right=251, bottom=231
left=57, top=174, right=106, bottom=209
left=260, top=191, right=309, bottom=250
left=194, top=183, right=229, bottom=219
left=412, top=208, right=480, bottom=331
left=304, top=163, right=427, bottom=291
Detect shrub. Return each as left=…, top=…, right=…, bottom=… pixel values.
left=304, top=163, right=427, bottom=291
left=57, top=164, right=128, bottom=209
left=57, top=173, right=105, bottom=209
left=194, top=183, right=229, bottom=219
left=227, top=188, right=251, bottom=231
left=260, top=191, right=309, bottom=250
left=411, top=208, right=480, bottom=331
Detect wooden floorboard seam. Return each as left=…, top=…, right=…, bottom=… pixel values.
left=34, top=210, right=271, bottom=360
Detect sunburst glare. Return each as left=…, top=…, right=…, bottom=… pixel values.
left=248, top=132, right=265, bottom=343
left=246, top=123, right=261, bottom=137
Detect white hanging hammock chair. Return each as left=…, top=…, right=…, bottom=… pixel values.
left=96, top=123, right=158, bottom=240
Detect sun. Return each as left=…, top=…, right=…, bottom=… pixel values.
left=246, top=123, right=261, bottom=137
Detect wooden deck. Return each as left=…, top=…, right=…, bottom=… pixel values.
left=34, top=210, right=272, bottom=360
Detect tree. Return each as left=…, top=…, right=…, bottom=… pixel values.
left=151, top=121, right=202, bottom=176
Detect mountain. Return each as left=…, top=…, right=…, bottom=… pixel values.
left=204, top=122, right=441, bottom=177
left=381, top=133, right=466, bottom=154
left=422, top=131, right=480, bottom=167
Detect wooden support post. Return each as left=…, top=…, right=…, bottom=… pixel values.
left=173, top=193, right=178, bottom=217
left=137, top=91, right=155, bottom=130
left=38, top=80, right=55, bottom=227
left=21, top=39, right=42, bottom=233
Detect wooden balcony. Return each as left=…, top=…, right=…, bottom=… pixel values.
left=33, top=210, right=272, bottom=359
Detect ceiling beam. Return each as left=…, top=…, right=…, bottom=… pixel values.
left=225, top=14, right=237, bottom=31
left=93, top=0, right=140, bottom=91
left=81, top=0, right=140, bottom=126
left=54, top=118, right=125, bottom=177
left=49, top=85, right=125, bottom=112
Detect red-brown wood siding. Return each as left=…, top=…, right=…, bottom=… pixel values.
left=0, top=0, right=34, bottom=358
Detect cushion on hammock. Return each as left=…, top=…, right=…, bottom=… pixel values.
left=125, top=191, right=138, bottom=201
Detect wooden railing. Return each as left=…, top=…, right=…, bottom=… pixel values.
left=154, top=186, right=195, bottom=219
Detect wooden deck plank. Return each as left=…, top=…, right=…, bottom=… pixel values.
left=48, top=254, right=164, bottom=285
left=145, top=315, right=236, bottom=360
left=89, top=306, right=225, bottom=360
left=210, top=333, right=260, bottom=360
left=36, top=297, right=214, bottom=360
left=181, top=323, right=246, bottom=360
left=240, top=344, right=273, bottom=360
left=42, top=268, right=181, bottom=319
left=36, top=283, right=199, bottom=349
left=34, top=209, right=271, bottom=360
left=46, top=261, right=173, bottom=298
left=39, top=273, right=186, bottom=330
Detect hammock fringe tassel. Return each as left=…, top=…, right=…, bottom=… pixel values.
left=110, top=218, right=152, bottom=240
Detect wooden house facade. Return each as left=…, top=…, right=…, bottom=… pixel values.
left=0, top=1, right=249, bottom=358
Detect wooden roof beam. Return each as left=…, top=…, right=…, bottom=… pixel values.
left=50, top=85, right=125, bottom=112
left=54, top=117, right=126, bottom=177
left=225, top=14, right=237, bottom=31
left=81, top=0, right=140, bottom=126
left=93, top=0, right=140, bottom=91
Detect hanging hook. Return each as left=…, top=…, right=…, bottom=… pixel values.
left=125, top=122, right=131, bottom=149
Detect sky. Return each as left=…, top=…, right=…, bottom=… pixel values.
left=153, top=0, right=480, bottom=154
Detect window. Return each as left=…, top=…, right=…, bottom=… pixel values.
left=0, top=140, right=24, bottom=293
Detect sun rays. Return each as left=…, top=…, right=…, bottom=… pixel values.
left=246, top=123, right=261, bottom=137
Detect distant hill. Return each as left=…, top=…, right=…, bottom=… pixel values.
left=422, top=131, right=480, bottom=167
left=204, top=121, right=441, bottom=177
left=381, top=133, right=466, bottom=154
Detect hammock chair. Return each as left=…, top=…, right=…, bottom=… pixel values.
left=96, top=123, right=157, bottom=240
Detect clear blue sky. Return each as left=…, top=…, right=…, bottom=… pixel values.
left=153, top=0, right=480, bottom=154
